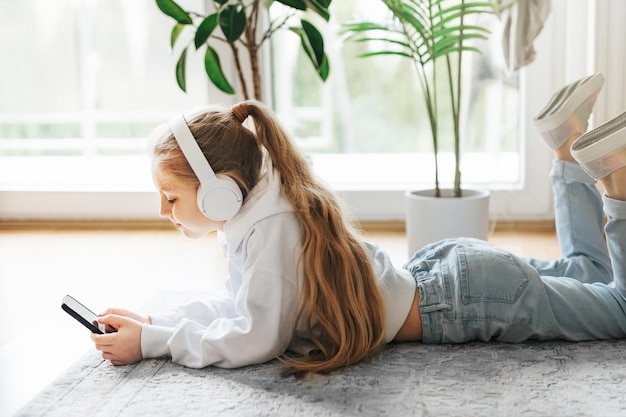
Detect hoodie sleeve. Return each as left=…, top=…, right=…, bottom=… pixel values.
left=140, top=217, right=300, bottom=368
left=148, top=291, right=235, bottom=328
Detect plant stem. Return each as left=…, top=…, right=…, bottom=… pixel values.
left=247, top=0, right=262, bottom=100
left=453, top=0, right=466, bottom=197
left=428, top=1, right=440, bottom=196
left=230, top=42, right=250, bottom=100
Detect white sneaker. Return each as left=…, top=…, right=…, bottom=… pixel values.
left=571, top=111, right=626, bottom=180
left=533, top=73, right=605, bottom=149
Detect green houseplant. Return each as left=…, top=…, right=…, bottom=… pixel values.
left=344, top=0, right=496, bottom=197
left=156, top=0, right=331, bottom=101
left=344, top=0, right=498, bottom=252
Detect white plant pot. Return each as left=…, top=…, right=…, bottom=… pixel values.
left=405, top=188, right=491, bottom=255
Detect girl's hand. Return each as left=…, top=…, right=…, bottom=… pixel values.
left=91, top=314, right=143, bottom=366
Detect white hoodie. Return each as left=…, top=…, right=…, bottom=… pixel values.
left=141, top=160, right=416, bottom=368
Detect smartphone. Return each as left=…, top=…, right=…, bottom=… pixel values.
left=61, top=294, right=105, bottom=334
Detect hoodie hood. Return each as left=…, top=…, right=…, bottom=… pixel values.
left=221, top=157, right=294, bottom=253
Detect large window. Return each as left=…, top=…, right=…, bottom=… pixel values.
left=1, top=0, right=613, bottom=221
left=271, top=0, right=520, bottom=190
left=1, top=0, right=213, bottom=191
left=2, top=0, right=211, bottom=156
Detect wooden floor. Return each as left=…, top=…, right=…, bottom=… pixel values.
left=0, top=225, right=560, bottom=417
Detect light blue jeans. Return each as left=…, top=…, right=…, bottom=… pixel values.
left=406, top=160, right=626, bottom=343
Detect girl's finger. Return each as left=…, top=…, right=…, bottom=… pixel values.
left=101, top=350, right=126, bottom=366
left=97, top=314, right=129, bottom=330
left=92, top=333, right=117, bottom=348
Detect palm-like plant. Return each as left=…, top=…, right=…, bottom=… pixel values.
left=156, top=0, right=331, bottom=101
left=344, top=0, right=496, bottom=197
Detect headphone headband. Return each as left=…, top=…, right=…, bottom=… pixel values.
left=168, top=114, right=216, bottom=182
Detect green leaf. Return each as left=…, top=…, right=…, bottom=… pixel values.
left=275, top=0, right=307, bottom=10
left=219, top=4, right=247, bottom=43
left=155, top=0, right=192, bottom=25
left=304, top=0, right=330, bottom=21
left=214, top=0, right=228, bottom=5
left=315, top=0, right=331, bottom=8
left=170, top=23, right=185, bottom=48
left=175, top=48, right=187, bottom=92
left=318, top=55, right=329, bottom=81
left=195, top=14, right=218, bottom=49
left=294, top=21, right=329, bottom=81
left=358, top=50, right=412, bottom=59
left=204, top=46, right=235, bottom=95
left=343, top=21, right=389, bottom=32
left=300, top=19, right=324, bottom=67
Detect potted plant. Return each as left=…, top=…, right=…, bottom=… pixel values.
left=344, top=0, right=497, bottom=253
left=155, top=0, right=332, bottom=101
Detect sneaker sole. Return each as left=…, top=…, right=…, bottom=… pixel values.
left=572, top=111, right=626, bottom=179
left=533, top=73, right=605, bottom=131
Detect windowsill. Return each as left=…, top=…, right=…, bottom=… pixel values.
left=0, top=153, right=523, bottom=221
left=0, top=155, right=155, bottom=193
left=0, top=152, right=520, bottom=191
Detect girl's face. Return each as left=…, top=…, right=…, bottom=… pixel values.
left=152, top=164, right=225, bottom=238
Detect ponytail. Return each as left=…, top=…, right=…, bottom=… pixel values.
left=152, top=100, right=387, bottom=376
left=238, top=101, right=387, bottom=376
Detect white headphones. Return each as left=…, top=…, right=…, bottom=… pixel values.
left=167, top=114, right=243, bottom=221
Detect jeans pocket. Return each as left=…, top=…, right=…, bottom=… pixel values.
left=457, top=246, right=530, bottom=305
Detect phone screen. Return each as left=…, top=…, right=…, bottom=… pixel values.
left=62, top=295, right=105, bottom=334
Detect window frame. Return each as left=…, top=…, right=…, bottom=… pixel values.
left=0, top=0, right=609, bottom=223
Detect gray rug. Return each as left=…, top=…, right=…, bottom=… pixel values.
left=16, top=339, right=626, bottom=417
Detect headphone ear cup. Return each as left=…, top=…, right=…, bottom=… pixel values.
left=197, top=176, right=243, bottom=221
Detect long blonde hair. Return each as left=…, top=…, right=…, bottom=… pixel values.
left=151, top=101, right=386, bottom=375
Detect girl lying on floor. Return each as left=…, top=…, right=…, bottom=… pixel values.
left=92, top=73, right=626, bottom=376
